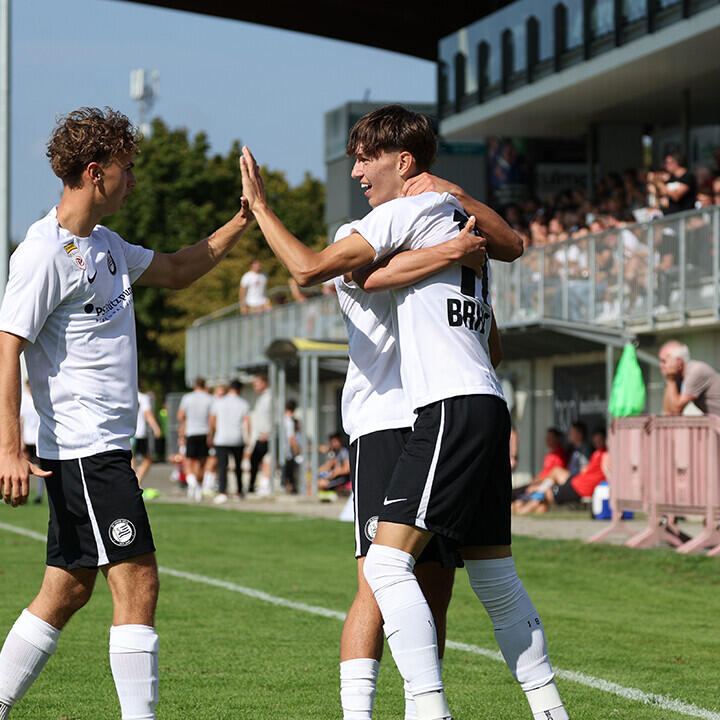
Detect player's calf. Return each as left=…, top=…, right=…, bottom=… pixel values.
left=465, top=556, right=569, bottom=720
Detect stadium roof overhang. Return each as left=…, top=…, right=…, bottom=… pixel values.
left=499, top=319, right=659, bottom=367
left=119, top=0, right=514, bottom=60
left=441, top=6, right=720, bottom=139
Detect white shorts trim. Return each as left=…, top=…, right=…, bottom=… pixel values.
left=77, top=458, right=109, bottom=566
left=415, top=400, right=445, bottom=530
left=353, top=439, right=361, bottom=557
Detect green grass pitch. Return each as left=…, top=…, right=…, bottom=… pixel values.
left=0, top=502, right=718, bottom=719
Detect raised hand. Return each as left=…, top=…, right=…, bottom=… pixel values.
left=239, top=146, right=267, bottom=212
left=402, top=172, right=459, bottom=198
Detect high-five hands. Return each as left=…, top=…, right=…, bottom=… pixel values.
left=239, top=146, right=267, bottom=213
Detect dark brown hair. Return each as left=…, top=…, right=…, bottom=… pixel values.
left=346, top=105, right=437, bottom=172
left=46, top=107, right=139, bottom=188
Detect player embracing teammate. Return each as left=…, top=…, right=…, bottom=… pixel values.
left=241, top=105, right=570, bottom=720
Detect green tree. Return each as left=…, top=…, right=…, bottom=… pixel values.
left=106, top=118, right=326, bottom=396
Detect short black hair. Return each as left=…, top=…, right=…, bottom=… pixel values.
left=570, top=421, right=588, bottom=439
left=230, top=379, right=243, bottom=393
left=286, top=399, right=297, bottom=412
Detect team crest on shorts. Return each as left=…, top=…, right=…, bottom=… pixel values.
left=107, top=250, right=117, bottom=275
left=109, top=519, right=136, bottom=547
left=364, top=515, right=378, bottom=542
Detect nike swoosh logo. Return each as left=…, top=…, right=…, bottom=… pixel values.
left=87, top=271, right=97, bottom=283
left=383, top=497, right=407, bottom=505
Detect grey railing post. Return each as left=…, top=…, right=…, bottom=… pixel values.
left=300, top=354, right=310, bottom=496
left=562, top=245, right=569, bottom=320
left=647, top=224, right=655, bottom=327
left=310, top=354, right=320, bottom=498
left=589, top=237, right=597, bottom=322
left=679, top=217, right=687, bottom=321
left=268, top=360, right=278, bottom=493
left=617, top=231, right=625, bottom=326
left=538, top=247, right=545, bottom=318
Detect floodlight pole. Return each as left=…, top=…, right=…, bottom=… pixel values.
left=0, top=0, right=10, bottom=296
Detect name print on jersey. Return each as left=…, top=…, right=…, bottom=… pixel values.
left=93, top=286, right=135, bottom=323
left=447, top=296, right=491, bottom=333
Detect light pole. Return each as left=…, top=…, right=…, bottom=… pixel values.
left=0, top=0, right=10, bottom=296
left=130, top=68, right=159, bottom=137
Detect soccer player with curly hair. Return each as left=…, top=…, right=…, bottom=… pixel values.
left=0, top=107, right=252, bottom=719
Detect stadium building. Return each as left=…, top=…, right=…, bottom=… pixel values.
left=168, top=0, right=720, bottom=488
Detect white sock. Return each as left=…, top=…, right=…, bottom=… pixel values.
left=363, top=545, right=450, bottom=720
left=0, top=609, right=60, bottom=707
left=466, top=557, right=567, bottom=718
left=186, top=474, right=197, bottom=492
left=202, top=472, right=216, bottom=491
left=405, top=657, right=443, bottom=720
left=340, top=658, right=379, bottom=720
left=109, top=625, right=159, bottom=720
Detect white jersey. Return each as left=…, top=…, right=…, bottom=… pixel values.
left=252, top=390, right=272, bottom=437
left=135, top=392, right=152, bottom=439
left=20, top=390, right=40, bottom=447
left=211, top=393, right=250, bottom=446
left=350, top=192, right=504, bottom=411
left=179, top=390, right=213, bottom=437
left=240, top=270, right=268, bottom=307
left=333, top=223, right=415, bottom=444
left=0, top=207, right=154, bottom=459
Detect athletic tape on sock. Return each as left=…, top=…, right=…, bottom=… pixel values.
left=109, top=625, right=159, bottom=654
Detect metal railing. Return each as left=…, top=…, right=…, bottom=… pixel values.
left=492, top=205, right=720, bottom=330
left=186, top=205, right=720, bottom=381
left=185, top=294, right=347, bottom=382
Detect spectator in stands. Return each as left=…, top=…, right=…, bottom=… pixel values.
left=282, top=400, right=301, bottom=494
left=133, top=388, right=162, bottom=487
left=177, top=377, right=213, bottom=501
left=248, top=372, right=271, bottom=494
left=511, top=427, right=568, bottom=512
left=648, top=152, right=696, bottom=215
left=317, top=432, right=351, bottom=493
left=659, top=341, right=720, bottom=417
left=566, top=421, right=592, bottom=476
left=209, top=379, right=250, bottom=504
left=239, top=259, right=272, bottom=314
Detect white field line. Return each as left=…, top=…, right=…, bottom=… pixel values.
left=1, top=520, right=718, bottom=720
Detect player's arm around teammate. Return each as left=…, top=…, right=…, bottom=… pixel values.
left=402, top=172, right=523, bottom=261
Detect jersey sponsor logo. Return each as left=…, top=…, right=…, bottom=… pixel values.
left=447, top=297, right=491, bottom=333
left=64, top=241, right=89, bottom=272
left=107, top=250, right=117, bottom=275
left=93, top=286, right=134, bottom=323
left=73, top=255, right=87, bottom=270
left=109, top=518, right=136, bottom=547
left=383, top=496, right=407, bottom=505
left=87, top=270, right=97, bottom=283
left=364, top=515, right=378, bottom=541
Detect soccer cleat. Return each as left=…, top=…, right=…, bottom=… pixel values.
left=213, top=493, right=228, bottom=504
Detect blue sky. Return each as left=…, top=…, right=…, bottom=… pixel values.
left=9, top=0, right=435, bottom=240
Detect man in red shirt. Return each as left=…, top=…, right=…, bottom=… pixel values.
left=512, top=428, right=568, bottom=513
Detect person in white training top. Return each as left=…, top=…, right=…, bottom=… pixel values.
left=177, top=377, right=214, bottom=501
left=209, top=379, right=250, bottom=503
left=0, top=107, right=253, bottom=720
left=133, top=389, right=162, bottom=487
left=239, top=105, right=568, bottom=720
left=239, top=258, right=271, bottom=313
left=19, top=381, right=42, bottom=504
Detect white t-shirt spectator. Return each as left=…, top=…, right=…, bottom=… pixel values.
left=0, top=207, right=154, bottom=459
left=20, top=389, right=40, bottom=448
left=252, top=390, right=272, bottom=438
left=179, top=389, right=213, bottom=437
left=135, top=392, right=152, bottom=439
left=211, top=393, right=250, bottom=446
left=240, top=270, right=268, bottom=308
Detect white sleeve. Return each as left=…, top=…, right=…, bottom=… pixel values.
left=114, top=233, right=154, bottom=284
left=240, top=272, right=251, bottom=288
left=348, top=201, right=417, bottom=262
left=0, top=242, right=67, bottom=343
left=179, top=394, right=189, bottom=411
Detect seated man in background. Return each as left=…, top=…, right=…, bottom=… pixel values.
left=317, top=432, right=351, bottom=493
left=660, top=341, right=720, bottom=418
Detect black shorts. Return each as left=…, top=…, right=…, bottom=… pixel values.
left=133, top=437, right=149, bottom=457
left=379, top=395, right=512, bottom=547
left=553, top=479, right=582, bottom=505
left=186, top=435, right=208, bottom=460
left=350, top=428, right=462, bottom=568
left=41, top=450, right=156, bottom=570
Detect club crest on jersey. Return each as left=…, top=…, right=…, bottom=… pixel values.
left=107, top=250, right=117, bottom=275
left=63, top=241, right=87, bottom=271
left=364, top=515, right=379, bottom=542
left=109, top=518, right=136, bottom=547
